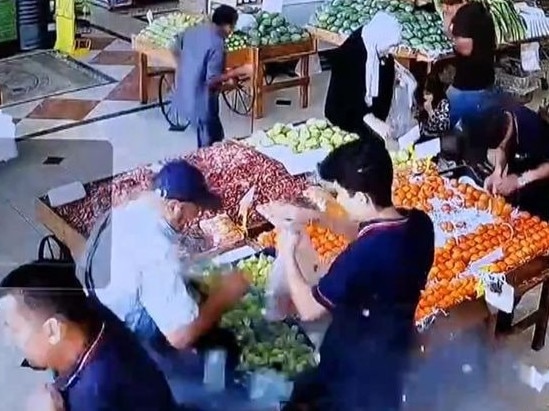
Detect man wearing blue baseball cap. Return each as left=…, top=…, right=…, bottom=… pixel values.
left=77, top=159, right=248, bottom=401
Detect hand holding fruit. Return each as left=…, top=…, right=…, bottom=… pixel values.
left=484, top=172, right=503, bottom=195
left=495, top=174, right=520, bottom=196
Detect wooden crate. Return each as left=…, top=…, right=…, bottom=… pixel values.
left=36, top=198, right=87, bottom=257
left=258, top=36, right=316, bottom=62
left=307, top=26, right=346, bottom=47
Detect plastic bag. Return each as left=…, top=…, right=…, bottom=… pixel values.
left=257, top=198, right=357, bottom=320
left=387, top=61, right=418, bottom=139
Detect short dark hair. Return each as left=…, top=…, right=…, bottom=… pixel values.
left=212, top=5, right=238, bottom=27
left=467, top=108, right=510, bottom=150
left=318, top=136, right=393, bottom=207
left=424, top=73, right=447, bottom=107
left=0, top=260, right=95, bottom=324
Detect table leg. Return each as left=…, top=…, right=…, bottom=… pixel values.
left=495, top=306, right=516, bottom=334
left=532, top=279, right=549, bottom=351
left=299, top=55, right=310, bottom=109
left=254, top=61, right=264, bottom=119
left=139, top=53, right=149, bottom=104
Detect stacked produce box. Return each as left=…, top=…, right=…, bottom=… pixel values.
left=134, top=10, right=310, bottom=51
left=310, top=0, right=453, bottom=57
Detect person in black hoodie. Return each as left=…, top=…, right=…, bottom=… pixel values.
left=324, top=12, right=402, bottom=140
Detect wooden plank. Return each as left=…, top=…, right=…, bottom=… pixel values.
left=258, top=37, right=316, bottom=62
left=307, top=26, right=345, bottom=46
left=35, top=199, right=86, bottom=258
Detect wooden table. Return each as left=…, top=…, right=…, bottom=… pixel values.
left=253, top=37, right=317, bottom=119
left=307, top=26, right=452, bottom=71
left=132, top=36, right=316, bottom=119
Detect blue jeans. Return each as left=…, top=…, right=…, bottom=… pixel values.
left=447, top=86, right=500, bottom=128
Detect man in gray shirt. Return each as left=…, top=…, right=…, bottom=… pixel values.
left=173, top=6, right=239, bottom=147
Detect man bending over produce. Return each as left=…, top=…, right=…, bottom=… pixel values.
left=77, top=160, right=248, bottom=397
left=171, top=5, right=241, bottom=147
left=475, top=105, right=549, bottom=220
left=442, top=0, right=498, bottom=127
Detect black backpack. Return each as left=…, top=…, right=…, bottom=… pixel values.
left=37, top=235, right=74, bottom=264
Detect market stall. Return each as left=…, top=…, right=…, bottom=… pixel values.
left=36, top=119, right=549, bottom=359
left=132, top=11, right=316, bottom=119
left=307, top=0, right=549, bottom=75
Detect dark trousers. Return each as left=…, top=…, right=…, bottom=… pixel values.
left=195, top=114, right=224, bottom=148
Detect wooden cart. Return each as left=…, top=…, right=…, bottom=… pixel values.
left=132, top=35, right=316, bottom=119
left=132, top=36, right=256, bottom=121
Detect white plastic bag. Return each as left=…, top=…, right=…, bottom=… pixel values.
left=387, top=61, right=418, bottom=139
left=258, top=199, right=357, bottom=320
left=295, top=53, right=323, bottom=77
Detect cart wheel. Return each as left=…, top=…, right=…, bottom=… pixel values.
left=221, top=80, right=254, bottom=115
left=158, top=72, right=189, bottom=130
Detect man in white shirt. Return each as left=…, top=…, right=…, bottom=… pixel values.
left=77, top=160, right=248, bottom=382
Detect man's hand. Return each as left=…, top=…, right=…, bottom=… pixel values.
left=495, top=174, right=520, bottom=196
left=484, top=172, right=503, bottom=195
left=278, top=227, right=301, bottom=258
left=27, top=384, right=64, bottom=411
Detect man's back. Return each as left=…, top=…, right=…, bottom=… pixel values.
left=176, top=23, right=225, bottom=121
left=60, top=319, right=178, bottom=411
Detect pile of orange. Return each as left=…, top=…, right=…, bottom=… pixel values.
left=254, top=162, right=549, bottom=323
left=256, top=223, right=350, bottom=264
left=415, top=276, right=477, bottom=321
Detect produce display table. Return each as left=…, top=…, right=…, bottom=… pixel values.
left=131, top=36, right=316, bottom=119
left=35, top=124, right=549, bottom=357
left=307, top=26, right=452, bottom=71
left=253, top=36, right=316, bottom=118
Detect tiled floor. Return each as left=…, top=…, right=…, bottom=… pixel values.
left=1, top=31, right=158, bottom=138
left=3, top=4, right=549, bottom=411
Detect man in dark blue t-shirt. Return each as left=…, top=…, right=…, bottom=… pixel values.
left=280, top=137, right=435, bottom=411
left=0, top=261, right=177, bottom=411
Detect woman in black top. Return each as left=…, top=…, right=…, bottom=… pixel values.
left=324, top=12, right=401, bottom=138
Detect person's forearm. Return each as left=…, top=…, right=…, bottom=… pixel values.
left=284, top=254, right=321, bottom=321
left=208, top=70, right=235, bottom=90
left=492, top=148, right=508, bottom=175
left=523, top=163, right=549, bottom=185
left=171, top=272, right=248, bottom=349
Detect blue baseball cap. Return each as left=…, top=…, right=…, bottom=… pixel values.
left=153, top=160, right=222, bottom=210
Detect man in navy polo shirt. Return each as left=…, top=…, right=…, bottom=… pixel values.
left=0, top=260, right=178, bottom=411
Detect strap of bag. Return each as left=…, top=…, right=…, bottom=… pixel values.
left=79, top=210, right=112, bottom=296
left=37, top=235, right=74, bottom=263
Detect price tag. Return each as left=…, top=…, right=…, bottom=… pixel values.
left=484, top=279, right=514, bottom=313
left=398, top=125, right=420, bottom=150
left=414, top=138, right=441, bottom=160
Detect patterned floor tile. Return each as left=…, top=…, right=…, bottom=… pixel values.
left=105, top=67, right=160, bottom=101
left=89, top=50, right=137, bottom=66
left=56, top=84, right=117, bottom=101
left=103, top=39, right=133, bottom=52
left=27, top=98, right=100, bottom=121
left=1, top=100, right=41, bottom=119
left=89, top=36, right=116, bottom=50
left=87, top=64, right=134, bottom=81
left=15, top=118, right=74, bottom=137
left=84, top=100, right=140, bottom=119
